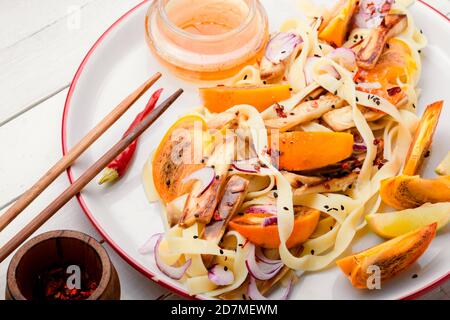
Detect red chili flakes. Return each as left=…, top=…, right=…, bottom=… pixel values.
left=387, top=86, right=401, bottom=96
left=273, top=103, right=287, bottom=118
left=37, top=265, right=97, bottom=301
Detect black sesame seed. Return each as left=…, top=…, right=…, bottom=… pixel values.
left=330, top=226, right=333, bottom=230
left=224, top=266, right=228, bottom=271
left=386, top=43, right=390, bottom=49
left=420, top=29, right=423, bottom=34
left=201, top=159, right=205, bottom=164
left=311, top=250, right=315, bottom=255
left=319, top=45, right=322, bottom=50
left=238, top=244, right=244, bottom=247
left=334, top=90, right=338, bottom=95
left=341, top=205, right=345, bottom=210
left=413, top=103, right=416, bottom=109
left=289, top=87, right=293, bottom=91
left=215, top=175, right=220, bottom=179
left=211, top=165, right=215, bottom=169
left=263, top=81, right=267, bottom=85
left=283, top=206, right=289, bottom=211
left=274, top=192, right=278, bottom=198
left=194, top=213, right=200, bottom=218
left=418, top=50, right=421, bottom=54
left=356, top=97, right=359, bottom=102
left=165, top=180, right=171, bottom=186
left=354, top=34, right=358, bottom=40
left=331, top=104, right=336, bottom=109
left=324, top=205, right=330, bottom=209
left=281, top=50, right=286, bottom=54
left=243, top=75, right=248, bottom=80
left=242, top=294, right=246, bottom=300
left=424, top=150, right=431, bottom=158
left=412, top=274, right=418, bottom=279
left=220, top=249, right=224, bottom=255
left=193, top=235, right=198, bottom=239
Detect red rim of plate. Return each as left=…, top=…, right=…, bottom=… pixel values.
left=61, top=0, right=449, bottom=300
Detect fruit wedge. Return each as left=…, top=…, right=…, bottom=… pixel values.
left=229, top=207, right=320, bottom=249
left=367, top=202, right=450, bottom=239
left=152, top=115, right=209, bottom=204
left=199, top=85, right=291, bottom=113
left=380, top=175, right=450, bottom=210
left=269, top=131, right=354, bottom=171
left=436, top=152, right=450, bottom=176
left=336, top=223, right=437, bottom=289
left=403, top=101, right=443, bottom=176
left=319, top=0, right=358, bottom=47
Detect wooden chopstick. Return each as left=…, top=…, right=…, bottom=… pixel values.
left=0, top=89, right=183, bottom=263
left=0, top=73, right=161, bottom=232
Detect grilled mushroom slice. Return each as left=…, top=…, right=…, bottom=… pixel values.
left=322, top=105, right=385, bottom=131
left=204, top=175, right=250, bottom=243
left=179, top=136, right=236, bottom=228
left=282, top=171, right=326, bottom=188
left=356, top=14, right=408, bottom=69
left=265, top=93, right=346, bottom=132
left=293, top=172, right=358, bottom=196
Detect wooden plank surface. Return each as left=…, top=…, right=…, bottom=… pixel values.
left=0, top=0, right=448, bottom=300
left=0, top=0, right=143, bottom=125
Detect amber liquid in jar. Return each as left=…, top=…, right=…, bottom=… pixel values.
left=145, top=0, right=268, bottom=81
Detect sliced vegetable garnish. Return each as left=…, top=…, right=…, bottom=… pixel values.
left=208, top=264, right=235, bottom=286
left=182, top=167, right=216, bottom=197
left=154, top=235, right=192, bottom=280
left=403, top=101, right=443, bottom=176
left=336, top=223, right=437, bottom=289
left=247, top=276, right=293, bottom=300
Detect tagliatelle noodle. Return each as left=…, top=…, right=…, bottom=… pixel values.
left=165, top=236, right=237, bottom=258
left=261, top=82, right=321, bottom=120
left=297, top=121, right=332, bottom=132
left=245, top=175, right=276, bottom=199
left=227, top=64, right=262, bottom=87
left=204, top=231, right=250, bottom=297
left=183, top=224, right=208, bottom=277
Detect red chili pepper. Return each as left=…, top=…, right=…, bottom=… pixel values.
left=99, top=88, right=163, bottom=184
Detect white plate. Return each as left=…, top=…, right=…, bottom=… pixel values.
left=62, top=0, right=450, bottom=299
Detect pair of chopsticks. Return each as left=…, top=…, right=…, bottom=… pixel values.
left=0, top=72, right=183, bottom=263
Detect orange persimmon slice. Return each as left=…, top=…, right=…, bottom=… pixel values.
left=199, top=85, right=291, bottom=113
left=403, top=101, right=443, bottom=176
left=152, top=115, right=208, bottom=204
left=229, top=207, right=320, bottom=249
left=269, top=131, right=354, bottom=171
left=336, top=223, right=437, bottom=289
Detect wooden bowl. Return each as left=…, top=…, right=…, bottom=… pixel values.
left=5, top=230, right=120, bottom=300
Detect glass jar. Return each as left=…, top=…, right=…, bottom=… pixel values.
left=145, top=0, right=269, bottom=81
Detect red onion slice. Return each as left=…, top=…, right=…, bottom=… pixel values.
left=182, top=167, right=215, bottom=196
left=139, top=233, right=163, bottom=254
left=327, top=48, right=357, bottom=72
left=245, top=244, right=284, bottom=280
left=208, top=264, right=235, bottom=286
left=353, top=142, right=367, bottom=153
left=304, top=57, right=320, bottom=85
left=354, top=0, right=393, bottom=29
left=265, top=32, right=303, bottom=64
left=262, top=216, right=278, bottom=227
left=244, top=205, right=277, bottom=215
left=154, top=235, right=191, bottom=280
left=255, top=247, right=282, bottom=265
left=247, top=276, right=294, bottom=300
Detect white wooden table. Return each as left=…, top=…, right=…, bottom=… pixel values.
left=0, top=0, right=449, bottom=300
